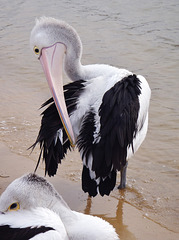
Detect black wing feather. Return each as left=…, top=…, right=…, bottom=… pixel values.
left=0, top=225, right=54, bottom=240
left=30, top=80, right=85, bottom=176
left=94, top=74, right=141, bottom=176
left=78, top=74, right=141, bottom=196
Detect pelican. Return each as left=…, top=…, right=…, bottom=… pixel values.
left=0, top=173, right=119, bottom=239
left=30, top=17, right=151, bottom=197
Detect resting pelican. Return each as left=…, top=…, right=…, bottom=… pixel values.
left=0, top=173, right=119, bottom=239
left=30, top=17, right=151, bottom=197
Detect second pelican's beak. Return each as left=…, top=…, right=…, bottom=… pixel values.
left=39, top=43, right=75, bottom=147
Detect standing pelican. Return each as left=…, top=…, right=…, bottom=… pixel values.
left=0, top=173, right=119, bottom=239
left=30, top=17, right=151, bottom=197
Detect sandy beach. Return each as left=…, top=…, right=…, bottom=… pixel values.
left=0, top=142, right=178, bottom=240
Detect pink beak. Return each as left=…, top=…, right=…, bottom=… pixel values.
left=40, top=43, right=75, bottom=147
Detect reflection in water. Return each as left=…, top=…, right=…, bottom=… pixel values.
left=83, top=190, right=136, bottom=240
left=84, top=195, right=92, bottom=215
left=116, top=191, right=137, bottom=240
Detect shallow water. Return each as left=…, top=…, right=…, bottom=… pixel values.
left=0, top=0, right=179, bottom=236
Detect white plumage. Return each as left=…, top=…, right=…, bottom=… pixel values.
left=30, top=17, right=151, bottom=197
left=0, top=173, right=119, bottom=239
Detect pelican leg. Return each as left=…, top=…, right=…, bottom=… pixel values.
left=118, top=161, right=128, bottom=189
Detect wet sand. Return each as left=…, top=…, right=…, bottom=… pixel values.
left=0, top=142, right=178, bottom=240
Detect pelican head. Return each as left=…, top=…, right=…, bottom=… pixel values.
left=30, top=17, right=84, bottom=146
left=30, top=17, right=82, bottom=61
left=0, top=173, right=119, bottom=239
left=0, top=173, right=68, bottom=214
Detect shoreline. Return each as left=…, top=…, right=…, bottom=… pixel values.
left=0, top=142, right=178, bottom=240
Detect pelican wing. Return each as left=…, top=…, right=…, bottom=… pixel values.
left=96, top=74, right=141, bottom=173
left=78, top=74, right=141, bottom=196
left=0, top=225, right=54, bottom=240
left=31, top=80, right=85, bottom=176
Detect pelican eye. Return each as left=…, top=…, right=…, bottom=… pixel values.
left=8, top=202, right=20, bottom=211
left=34, top=46, right=40, bottom=55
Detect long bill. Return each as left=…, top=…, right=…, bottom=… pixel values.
left=39, top=42, right=75, bottom=147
